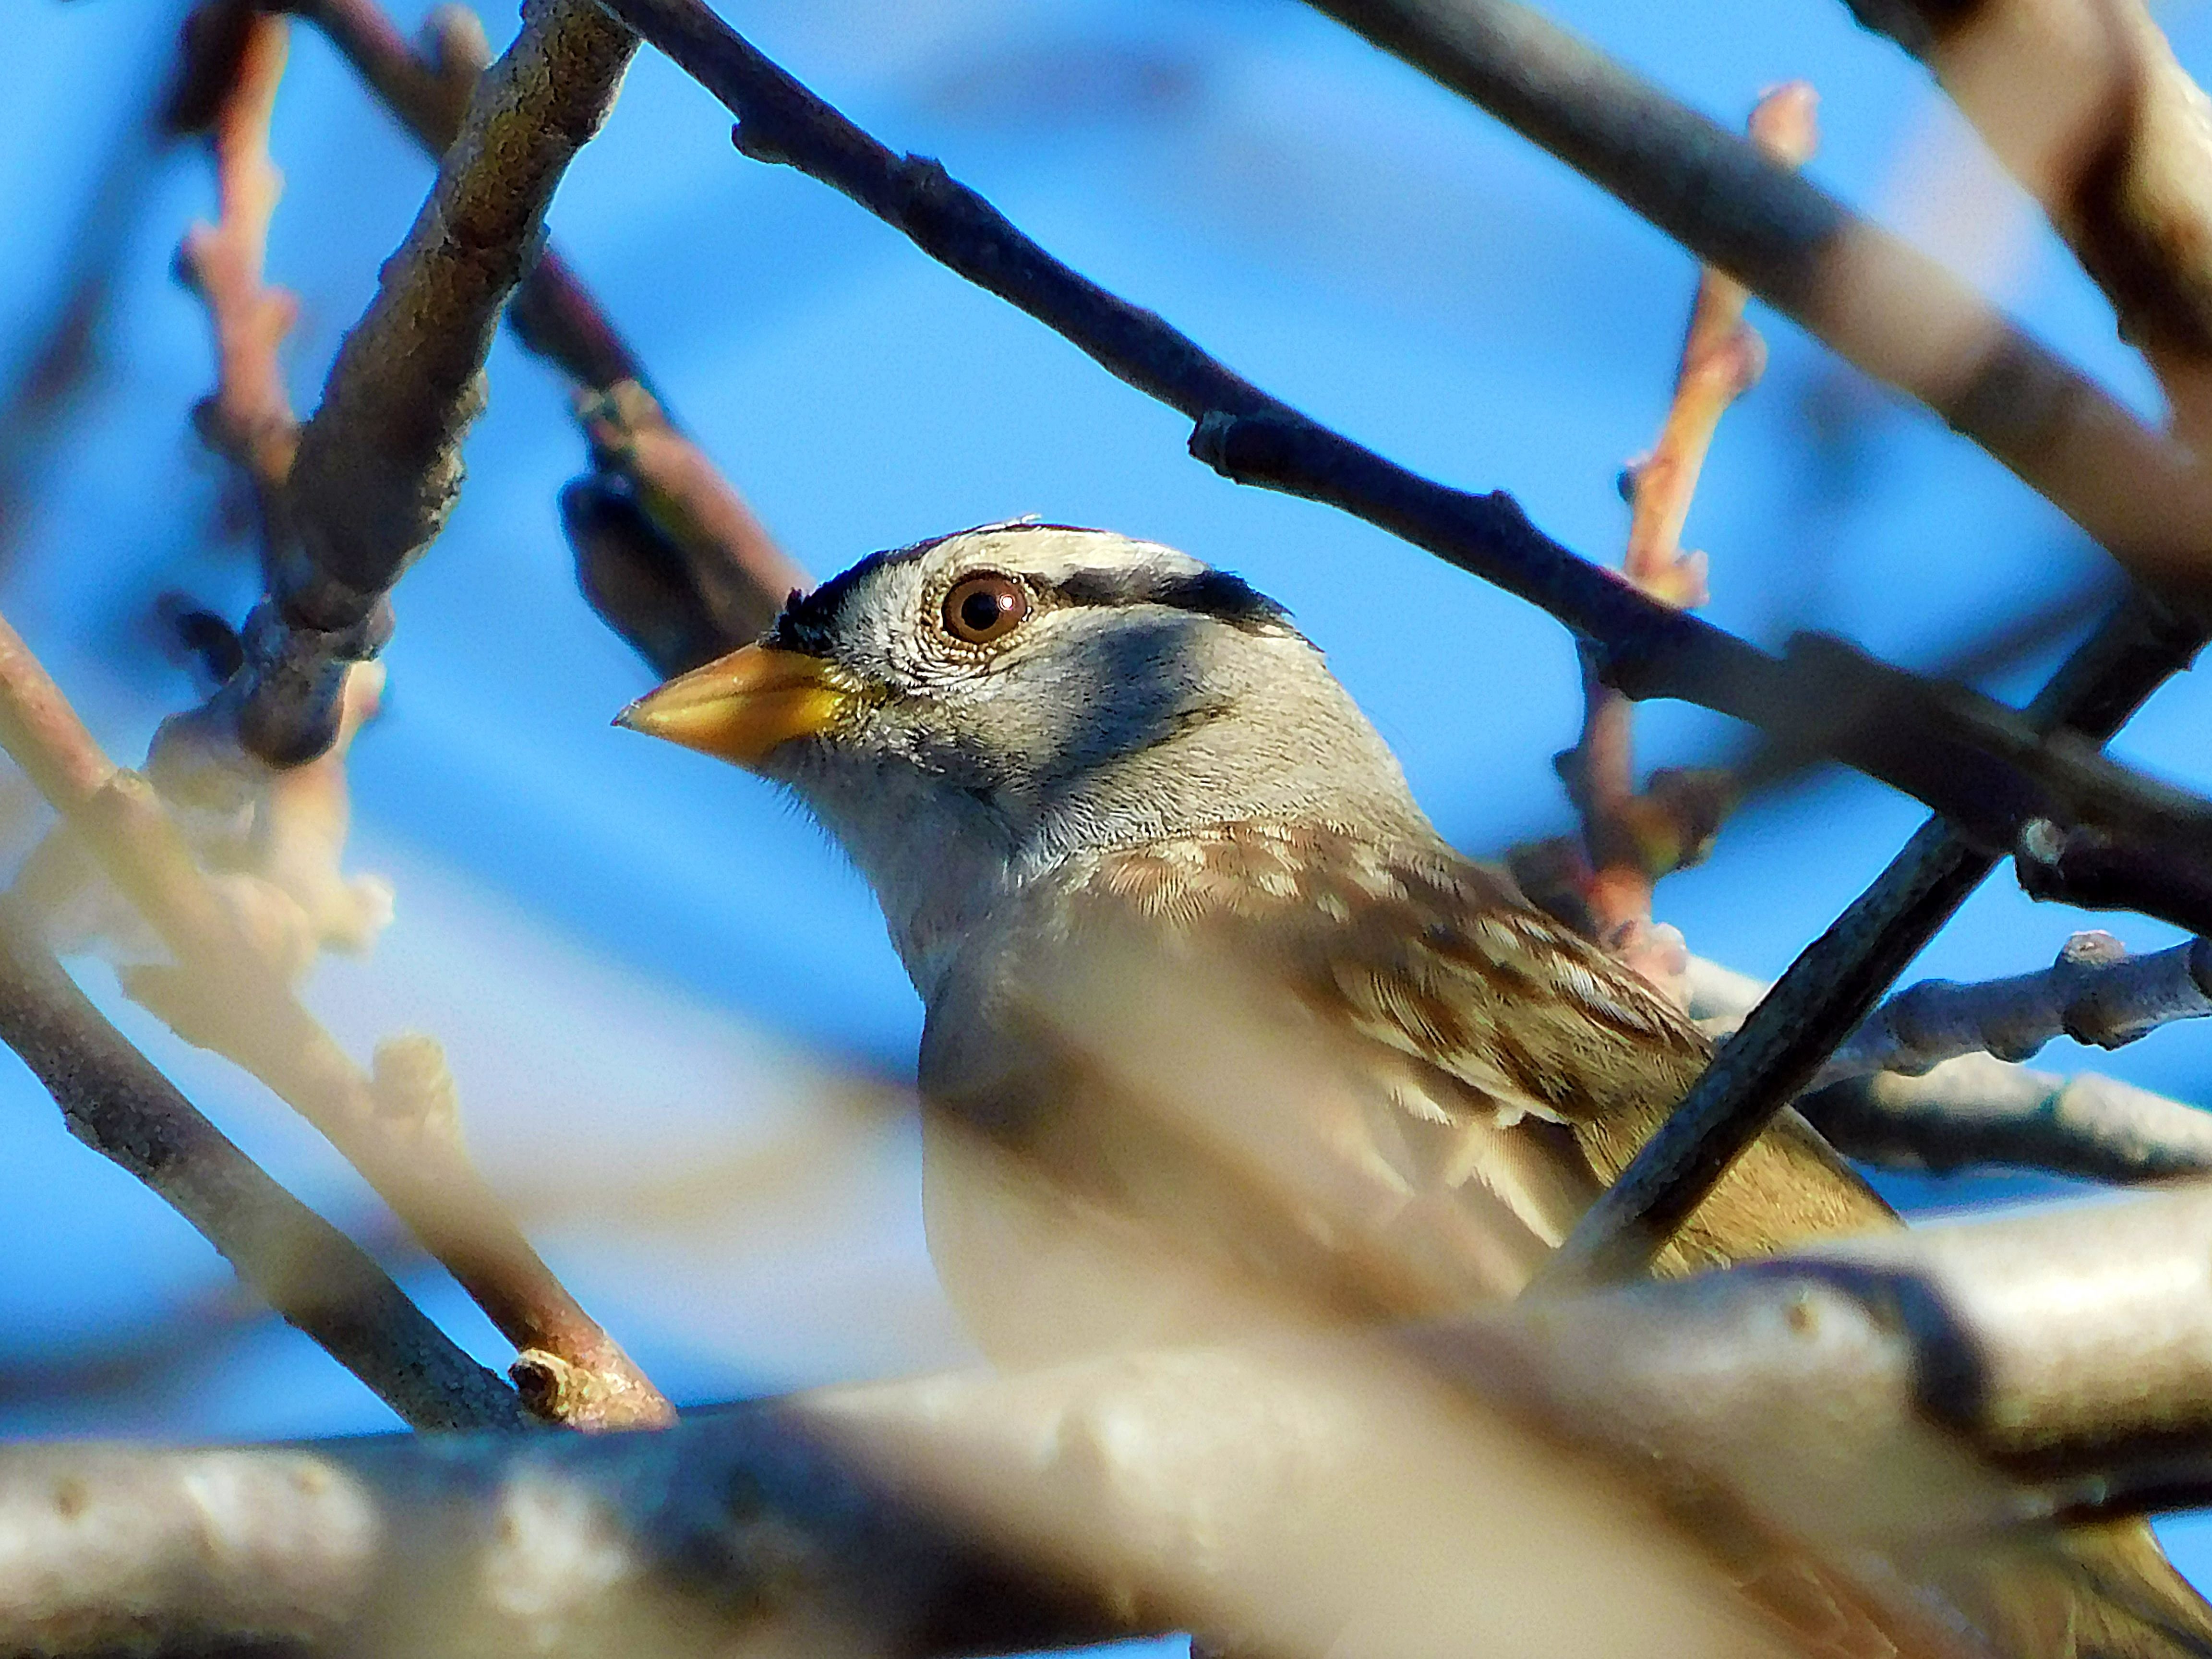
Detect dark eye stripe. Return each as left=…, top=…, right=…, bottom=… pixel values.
left=1046, top=567, right=1290, bottom=633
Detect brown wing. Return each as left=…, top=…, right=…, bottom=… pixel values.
left=1077, top=820, right=1890, bottom=1273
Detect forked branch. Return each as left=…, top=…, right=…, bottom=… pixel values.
left=0, top=614, right=669, bottom=1427
left=0, top=891, right=520, bottom=1429
left=598, top=0, right=2212, bottom=944
left=174, top=0, right=639, bottom=769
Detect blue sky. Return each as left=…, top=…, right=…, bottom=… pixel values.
left=8, top=0, right=2212, bottom=1590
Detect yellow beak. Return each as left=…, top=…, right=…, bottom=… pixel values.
left=614, top=643, right=851, bottom=769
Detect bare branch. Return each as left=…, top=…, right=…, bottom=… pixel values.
left=570, top=381, right=807, bottom=673
left=1844, top=0, right=2212, bottom=444
left=287, top=0, right=654, bottom=393
left=1545, top=593, right=2203, bottom=1284
left=23, top=1184, right=2212, bottom=1656
left=175, top=7, right=298, bottom=539
left=1817, top=930, right=2212, bottom=1083
left=179, top=0, right=638, bottom=769
left=0, top=891, right=521, bottom=1430
left=1298, top=0, right=2212, bottom=607
left=2015, top=813, right=2212, bottom=937
left=1566, top=85, right=1813, bottom=1002
left=1805, top=1060, right=2212, bottom=1180
left=0, top=613, right=669, bottom=1428
left=599, top=0, right=2212, bottom=942
left=287, top=0, right=804, bottom=673
left=1684, top=954, right=2212, bottom=1180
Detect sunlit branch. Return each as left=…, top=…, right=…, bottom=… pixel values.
left=20, top=1182, right=2212, bottom=1656
left=1565, top=84, right=1814, bottom=1003
left=176, top=0, right=638, bottom=769
left=0, top=612, right=669, bottom=1428
left=0, top=890, right=520, bottom=1429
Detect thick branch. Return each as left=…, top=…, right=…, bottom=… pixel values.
left=209, top=0, right=637, bottom=766
left=597, top=0, right=2212, bottom=938
left=1300, top=0, right=2212, bottom=606
left=0, top=892, right=520, bottom=1430
left=1544, top=593, right=2204, bottom=1283
left=1844, top=0, right=2212, bottom=444
left=286, top=0, right=801, bottom=672
left=21, top=1185, right=2212, bottom=1656
left=286, top=0, right=652, bottom=393
left=0, top=613, right=668, bottom=1427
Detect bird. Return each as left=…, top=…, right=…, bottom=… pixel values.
left=618, top=520, right=2212, bottom=1659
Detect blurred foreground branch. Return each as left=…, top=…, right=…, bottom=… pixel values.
left=599, top=0, right=2212, bottom=943
left=0, top=891, right=520, bottom=1430
left=0, top=613, right=668, bottom=1427
left=1843, top=0, right=2212, bottom=445
left=1301, top=0, right=2212, bottom=606
left=21, top=1183, right=2212, bottom=1656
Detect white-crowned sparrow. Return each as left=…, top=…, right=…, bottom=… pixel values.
left=620, top=521, right=2210, bottom=1658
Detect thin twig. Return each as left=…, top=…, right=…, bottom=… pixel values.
left=1567, top=84, right=1814, bottom=1000
left=1544, top=594, right=2204, bottom=1284
left=0, top=614, right=670, bottom=1427
left=1299, top=0, right=2212, bottom=608
left=174, top=6, right=298, bottom=544
left=596, top=0, right=2212, bottom=941
left=0, top=891, right=521, bottom=1430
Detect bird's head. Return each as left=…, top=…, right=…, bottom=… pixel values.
left=617, top=522, right=1427, bottom=978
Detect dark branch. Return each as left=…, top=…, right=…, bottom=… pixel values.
left=1299, top=0, right=2212, bottom=608
left=1544, top=594, right=2204, bottom=1283
left=595, top=0, right=2212, bottom=938
left=0, top=893, right=521, bottom=1431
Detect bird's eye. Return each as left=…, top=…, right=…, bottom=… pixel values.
left=942, top=574, right=1030, bottom=645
